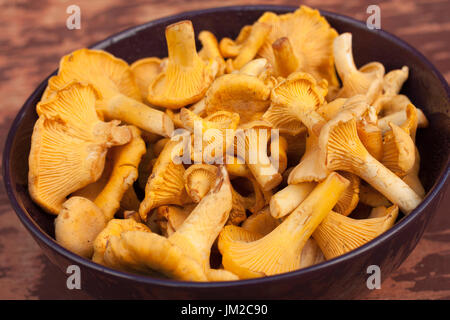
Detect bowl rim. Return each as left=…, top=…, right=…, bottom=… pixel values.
left=3, top=4, right=450, bottom=289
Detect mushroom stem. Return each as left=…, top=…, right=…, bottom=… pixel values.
left=333, top=33, right=358, bottom=81
left=272, top=37, right=300, bottom=77
left=105, top=94, right=174, bottom=137
left=269, top=183, right=315, bottom=219
left=166, top=20, right=198, bottom=67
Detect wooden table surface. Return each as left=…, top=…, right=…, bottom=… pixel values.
left=0, top=0, right=449, bottom=300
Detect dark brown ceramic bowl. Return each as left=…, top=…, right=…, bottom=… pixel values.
left=3, top=5, right=450, bottom=299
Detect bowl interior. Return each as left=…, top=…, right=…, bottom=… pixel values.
left=4, top=5, right=450, bottom=280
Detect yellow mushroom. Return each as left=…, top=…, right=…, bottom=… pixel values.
left=147, top=20, right=218, bottom=109
left=234, top=121, right=282, bottom=191
left=218, top=172, right=349, bottom=278
left=316, top=98, right=347, bottom=121
left=288, top=133, right=329, bottom=184
left=241, top=207, right=280, bottom=236
left=104, top=166, right=238, bottom=281
left=334, top=171, right=360, bottom=216
left=271, top=37, right=300, bottom=78
left=219, top=224, right=324, bottom=271
left=92, top=218, right=151, bottom=265
left=198, top=30, right=226, bottom=76
left=155, top=204, right=195, bottom=237
left=402, top=148, right=426, bottom=198
left=357, top=121, right=384, bottom=161
left=139, top=139, right=189, bottom=221
left=333, top=33, right=385, bottom=104
left=43, top=49, right=173, bottom=137
left=184, top=164, right=218, bottom=203
left=256, top=6, right=339, bottom=88
left=359, top=182, right=391, bottom=207
left=269, top=182, right=315, bottom=219
left=318, top=114, right=422, bottom=214
left=381, top=122, right=416, bottom=177
left=180, top=108, right=240, bottom=163
left=74, top=126, right=146, bottom=220
left=29, top=83, right=131, bottom=214
left=225, top=22, right=272, bottom=72
left=130, top=57, right=167, bottom=102
left=204, top=73, right=271, bottom=124
left=313, top=206, right=398, bottom=260
left=219, top=25, right=252, bottom=58
left=263, top=72, right=328, bottom=136
left=55, top=197, right=108, bottom=258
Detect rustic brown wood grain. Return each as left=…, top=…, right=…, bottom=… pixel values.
left=0, top=0, right=449, bottom=300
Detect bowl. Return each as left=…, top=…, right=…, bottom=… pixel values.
left=3, top=5, right=450, bottom=299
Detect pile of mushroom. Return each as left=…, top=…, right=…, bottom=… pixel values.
left=28, top=6, right=428, bottom=281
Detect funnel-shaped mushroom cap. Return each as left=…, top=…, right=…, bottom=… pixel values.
left=256, top=6, right=339, bottom=87
left=147, top=20, right=217, bottom=109
left=92, top=218, right=151, bottom=264
left=381, top=122, right=416, bottom=177
left=334, top=171, right=360, bottom=216
left=29, top=83, right=131, bottom=214
left=139, top=139, right=189, bottom=220
left=45, top=49, right=174, bottom=137
left=402, top=147, right=425, bottom=198
left=205, top=73, right=271, bottom=124
left=319, top=116, right=422, bottom=214
left=184, top=164, right=218, bottom=202
left=106, top=166, right=237, bottom=281
left=263, top=72, right=328, bottom=135
left=333, top=33, right=385, bottom=104
left=198, top=31, right=226, bottom=76
left=55, top=197, right=108, bottom=258
left=130, top=57, right=167, bottom=101
left=313, top=206, right=398, bottom=260
left=272, top=37, right=300, bottom=78
left=219, top=172, right=349, bottom=278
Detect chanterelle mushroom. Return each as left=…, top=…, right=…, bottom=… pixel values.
left=318, top=114, right=422, bottom=214
left=256, top=6, right=339, bottom=88
left=313, top=206, right=398, bottom=259
left=139, top=139, right=189, bottom=221
left=105, top=166, right=238, bottom=281
left=43, top=48, right=173, bottom=137
left=333, top=33, right=385, bottom=104
left=29, top=83, right=131, bottom=214
left=147, top=20, right=218, bottom=109
left=218, top=172, right=348, bottom=278
left=263, top=72, right=328, bottom=136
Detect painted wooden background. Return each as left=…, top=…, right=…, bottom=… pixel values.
left=0, top=0, right=449, bottom=299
